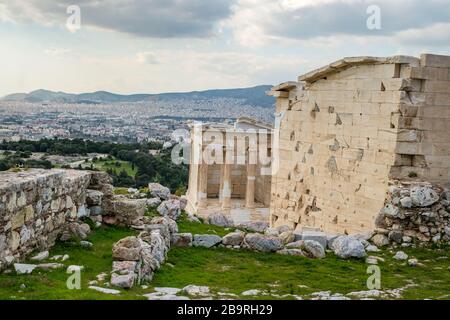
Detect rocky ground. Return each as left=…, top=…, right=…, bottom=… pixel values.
left=0, top=183, right=449, bottom=300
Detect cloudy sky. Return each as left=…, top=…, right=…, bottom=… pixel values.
left=0, top=0, right=449, bottom=96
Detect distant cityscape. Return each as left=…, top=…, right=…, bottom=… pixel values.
left=0, top=96, right=274, bottom=144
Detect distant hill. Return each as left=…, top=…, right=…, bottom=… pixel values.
left=1, top=85, right=275, bottom=108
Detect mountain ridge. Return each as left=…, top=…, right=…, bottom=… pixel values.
left=1, top=85, right=275, bottom=108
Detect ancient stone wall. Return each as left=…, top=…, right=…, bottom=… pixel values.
left=374, top=182, right=450, bottom=245
left=0, top=169, right=110, bottom=270
left=270, top=54, right=450, bottom=235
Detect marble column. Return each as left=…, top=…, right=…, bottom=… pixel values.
left=245, top=164, right=256, bottom=208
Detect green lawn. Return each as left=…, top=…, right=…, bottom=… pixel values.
left=0, top=220, right=449, bottom=300
left=90, top=158, right=137, bottom=176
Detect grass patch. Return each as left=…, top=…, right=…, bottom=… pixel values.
left=177, top=213, right=235, bottom=237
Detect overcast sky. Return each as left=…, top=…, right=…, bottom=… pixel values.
left=0, top=0, right=449, bottom=96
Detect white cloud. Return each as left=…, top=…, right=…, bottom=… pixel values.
left=0, top=0, right=237, bottom=38
left=44, top=47, right=71, bottom=57
left=136, top=52, right=159, bottom=64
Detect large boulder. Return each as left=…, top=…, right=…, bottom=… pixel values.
left=237, top=221, right=269, bottom=233
left=171, top=233, right=193, bottom=247
left=410, top=186, right=439, bottom=207
left=60, top=222, right=91, bottom=241
left=300, top=240, right=326, bottom=259
left=148, top=183, right=171, bottom=200
left=331, top=236, right=366, bottom=259
left=207, top=213, right=234, bottom=228
left=157, top=199, right=182, bottom=221
left=222, top=231, right=245, bottom=246
left=146, top=198, right=162, bottom=207
left=243, top=233, right=283, bottom=253
left=104, top=198, right=147, bottom=226
left=193, top=235, right=222, bottom=248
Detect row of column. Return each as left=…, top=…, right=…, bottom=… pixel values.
left=197, top=162, right=256, bottom=210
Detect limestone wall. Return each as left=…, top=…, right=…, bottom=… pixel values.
left=270, top=54, right=450, bottom=235
left=0, top=169, right=110, bottom=269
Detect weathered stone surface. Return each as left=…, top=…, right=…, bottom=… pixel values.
left=388, top=230, right=403, bottom=244
left=243, top=233, right=283, bottom=252
left=222, top=231, right=245, bottom=246
left=14, top=263, right=37, bottom=274
left=30, top=251, right=49, bottom=262
left=301, top=230, right=327, bottom=249
left=150, top=216, right=178, bottom=234
left=371, top=234, right=390, bottom=247
left=146, top=198, right=162, bottom=207
left=301, top=240, right=326, bottom=259
left=89, top=286, right=121, bottom=295
left=86, top=189, right=103, bottom=206
left=237, top=221, right=269, bottom=233
left=111, top=273, right=136, bottom=289
left=148, top=183, right=171, bottom=200
left=105, top=198, right=147, bottom=225
left=207, top=213, right=234, bottom=228
left=393, top=251, right=408, bottom=260
left=193, top=235, right=222, bottom=248
left=36, top=263, right=64, bottom=270
left=112, top=237, right=142, bottom=261
left=279, top=231, right=295, bottom=245
left=157, top=199, right=182, bottom=221
left=410, top=187, right=439, bottom=207
left=182, top=285, right=210, bottom=296
left=276, top=248, right=304, bottom=256
left=171, top=233, right=193, bottom=247
left=331, top=236, right=366, bottom=259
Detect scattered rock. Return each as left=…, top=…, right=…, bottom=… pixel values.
left=89, top=286, right=121, bottom=295
left=237, top=221, right=269, bottom=233
left=393, top=251, right=408, bottom=261
left=67, top=265, right=84, bottom=272
left=241, top=289, right=263, bottom=296
left=30, top=251, right=49, bottom=262
left=80, top=241, right=93, bottom=248
left=193, top=235, right=222, bottom=248
left=371, top=234, right=390, bottom=247
left=110, top=273, right=136, bottom=289
left=408, top=258, right=419, bottom=267
left=243, top=233, right=283, bottom=253
left=388, top=230, right=403, bottom=244
left=222, top=231, right=245, bottom=246
left=300, top=240, right=325, bottom=259
left=366, top=245, right=380, bottom=252
left=14, top=264, right=36, bottom=274
left=330, top=236, right=366, bottom=259
left=148, top=183, right=171, bottom=200
left=207, top=213, right=234, bottom=228
left=36, top=263, right=64, bottom=270
left=171, top=233, right=193, bottom=247
left=182, top=285, right=210, bottom=296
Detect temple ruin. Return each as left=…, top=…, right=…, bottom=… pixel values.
left=187, top=53, right=450, bottom=236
